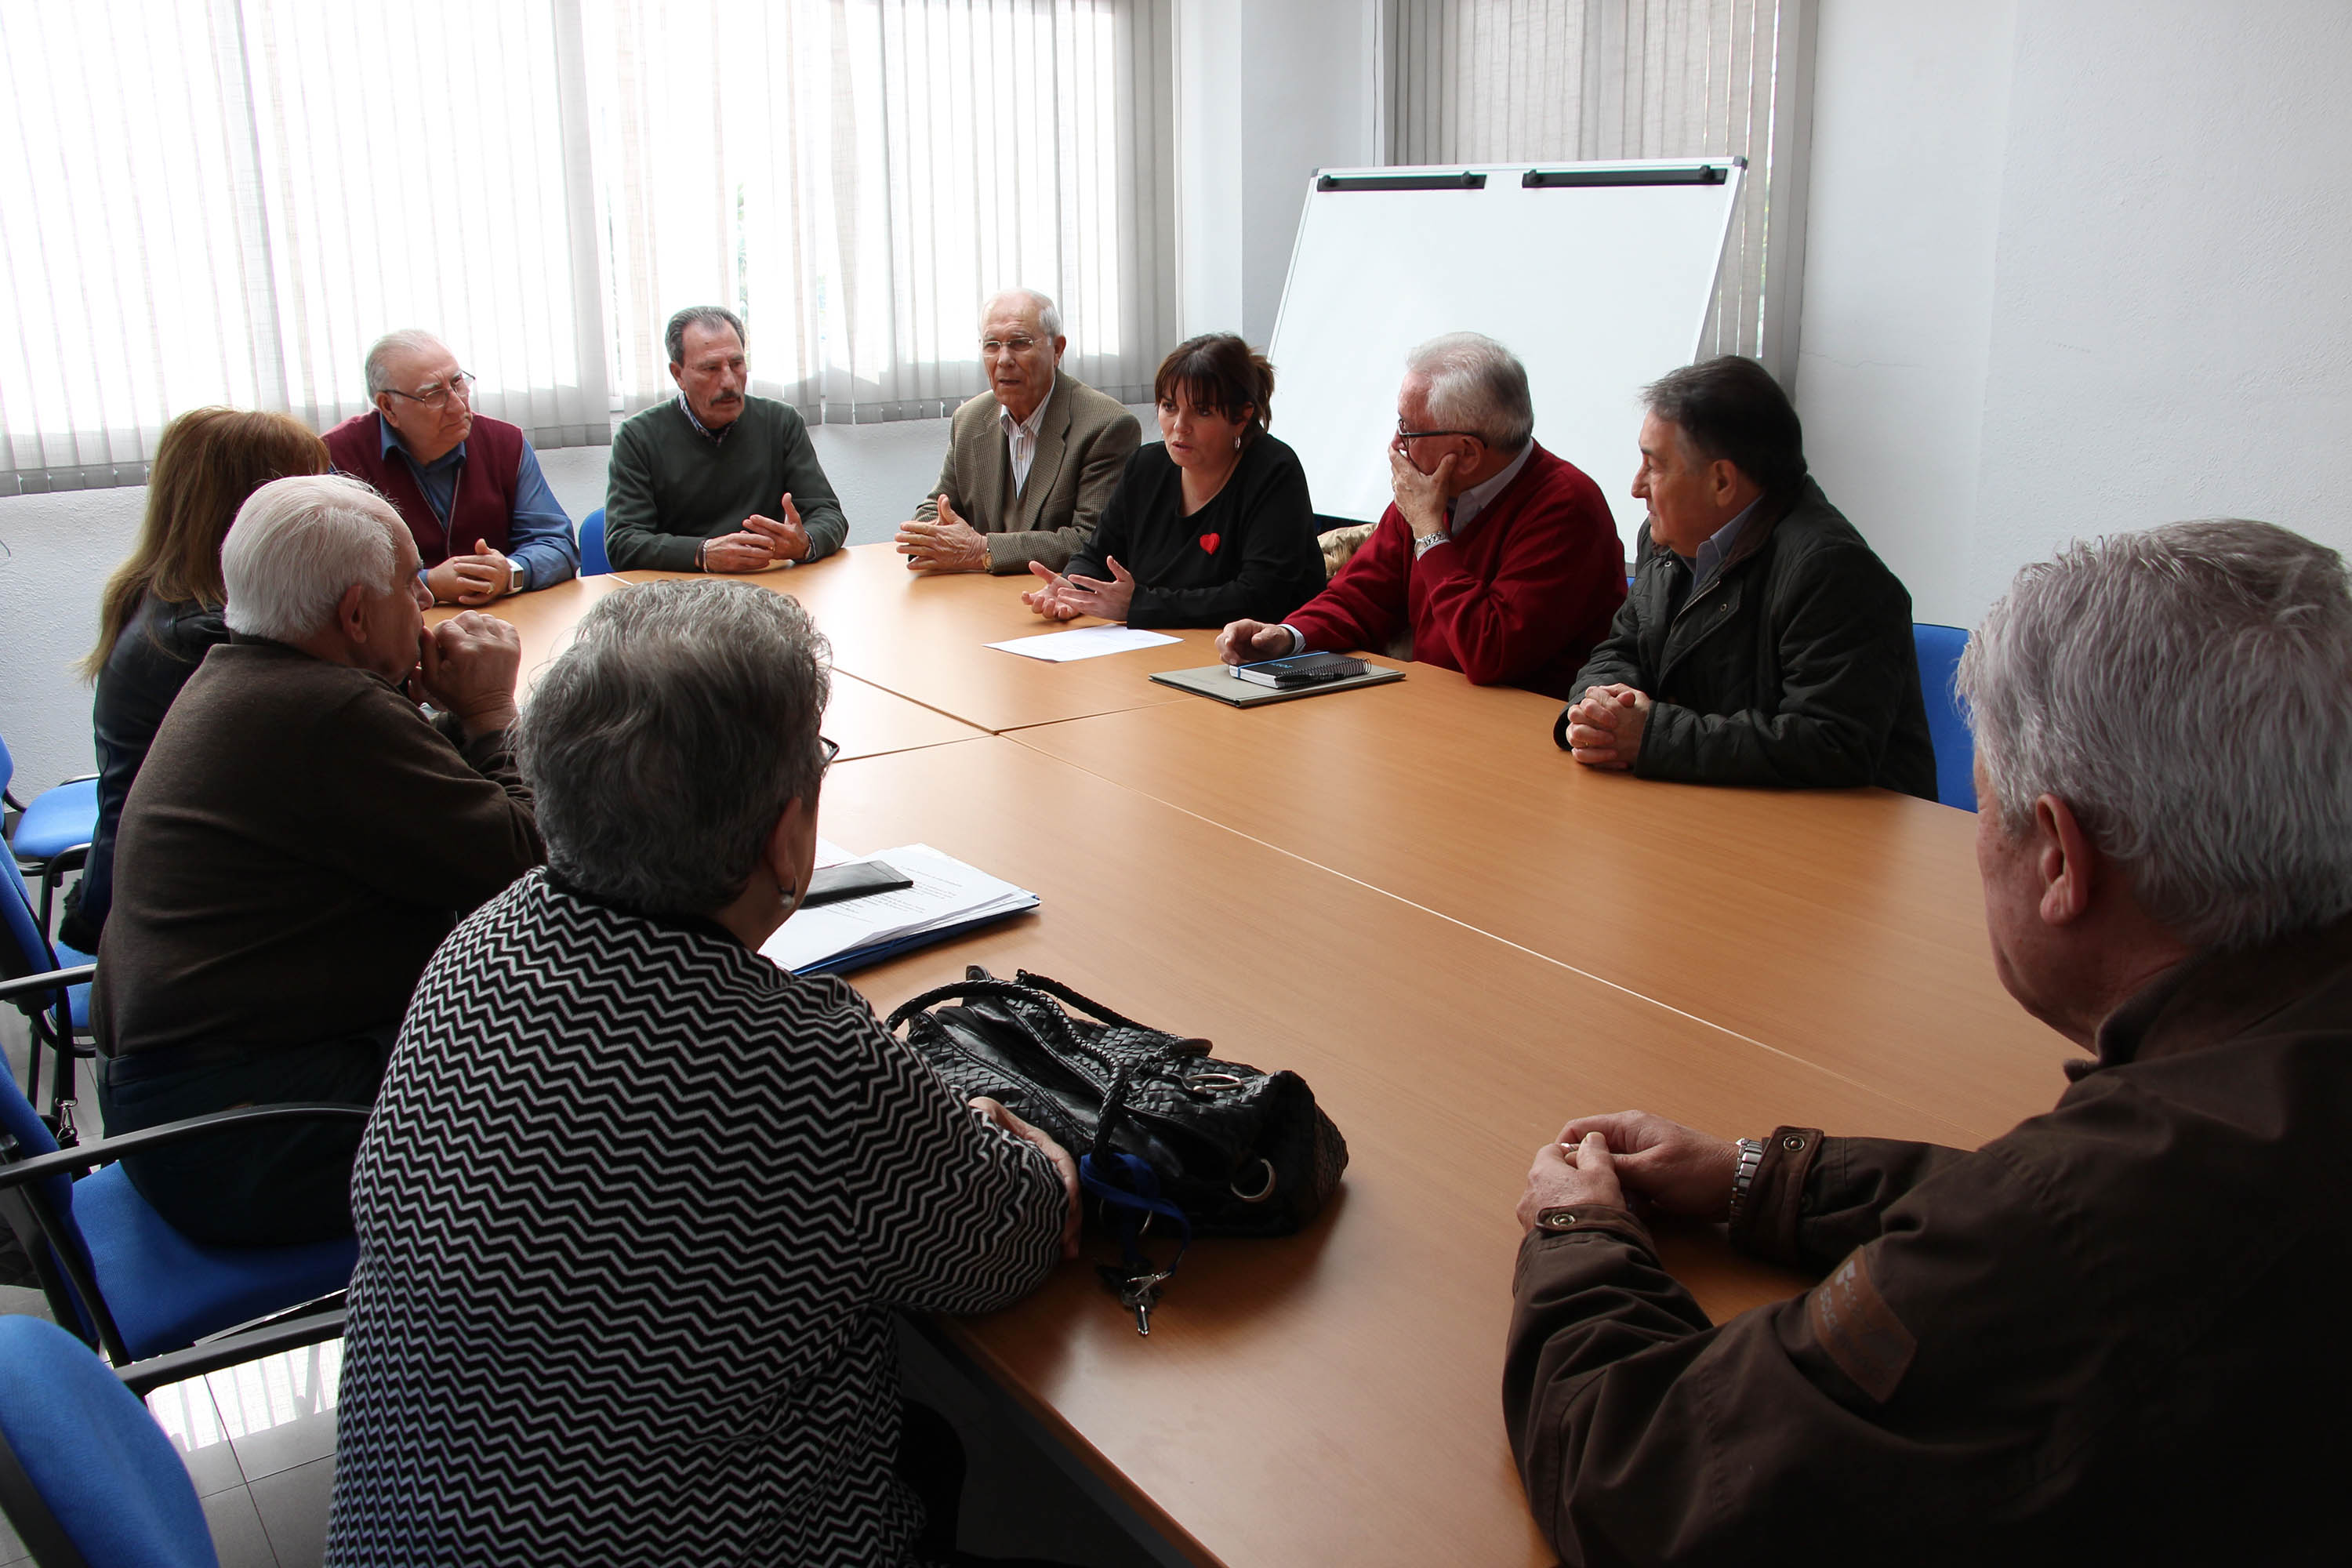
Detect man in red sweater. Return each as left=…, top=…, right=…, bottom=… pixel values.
left=1215, top=333, right=1623, bottom=697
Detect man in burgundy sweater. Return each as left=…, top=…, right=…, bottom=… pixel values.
left=324, top=330, right=580, bottom=606
left=1215, top=333, right=1623, bottom=698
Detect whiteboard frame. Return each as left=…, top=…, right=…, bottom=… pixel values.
left=1266, top=158, right=1745, bottom=544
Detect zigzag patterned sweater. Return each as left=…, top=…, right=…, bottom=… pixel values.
left=325, top=870, right=1066, bottom=1566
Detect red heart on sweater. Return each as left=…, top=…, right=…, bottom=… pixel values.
left=1199, top=533, right=1221, bottom=554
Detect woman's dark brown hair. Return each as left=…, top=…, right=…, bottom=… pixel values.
left=82, top=408, right=332, bottom=677
left=1152, top=333, right=1275, bottom=445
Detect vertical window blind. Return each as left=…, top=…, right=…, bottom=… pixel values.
left=0, top=0, right=1177, bottom=495
left=1382, top=0, right=1816, bottom=382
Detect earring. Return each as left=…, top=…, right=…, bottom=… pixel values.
left=1232, top=433, right=1242, bottom=451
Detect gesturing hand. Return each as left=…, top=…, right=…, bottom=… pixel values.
left=895, top=496, right=990, bottom=573
left=742, top=492, right=811, bottom=564
left=970, top=1096, right=1082, bottom=1259
left=1564, top=684, right=1651, bottom=769
left=1216, top=619, right=1294, bottom=665
left=1021, top=560, right=1087, bottom=621
left=1056, top=557, right=1136, bottom=622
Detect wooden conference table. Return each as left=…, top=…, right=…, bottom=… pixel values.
left=434, top=546, right=2067, bottom=1566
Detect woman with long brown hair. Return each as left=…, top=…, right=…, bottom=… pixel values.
left=59, top=408, right=331, bottom=950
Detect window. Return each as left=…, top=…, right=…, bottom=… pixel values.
left=0, top=0, right=1176, bottom=494
left=1383, top=0, right=1814, bottom=380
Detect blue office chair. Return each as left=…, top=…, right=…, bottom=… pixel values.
left=0, top=1316, right=217, bottom=1567
left=1, top=732, right=99, bottom=943
left=2, top=855, right=90, bottom=1126
left=580, top=506, right=611, bottom=575
left=0, top=984, right=359, bottom=1385
left=1914, top=624, right=1975, bottom=811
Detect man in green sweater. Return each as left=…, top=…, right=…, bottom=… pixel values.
left=604, top=306, right=849, bottom=572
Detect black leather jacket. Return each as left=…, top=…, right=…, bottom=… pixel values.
left=1555, top=477, right=1937, bottom=800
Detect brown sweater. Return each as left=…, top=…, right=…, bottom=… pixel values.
left=92, top=640, right=543, bottom=1059
left=1502, top=916, right=2352, bottom=1562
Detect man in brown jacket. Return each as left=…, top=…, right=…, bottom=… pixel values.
left=892, top=287, right=1141, bottom=576
left=1505, top=518, right=2352, bottom=1562
left=93, top=474, right=543, bottom=1247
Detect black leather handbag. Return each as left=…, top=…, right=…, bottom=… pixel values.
left=886, top=967, right=1348, bottom=1330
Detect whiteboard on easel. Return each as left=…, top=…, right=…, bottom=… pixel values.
left=1265, top=159, right=1744, bottom=554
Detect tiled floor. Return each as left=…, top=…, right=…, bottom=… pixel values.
left=0, top=1330, right=338, bottom=1568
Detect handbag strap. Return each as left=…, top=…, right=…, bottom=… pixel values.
left=885, top=975, right=1137, bottom=1088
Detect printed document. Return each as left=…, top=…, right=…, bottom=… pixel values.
left=984, top=626, right=1181, bottom=662
left=760, top=843, right=1038, bottom=974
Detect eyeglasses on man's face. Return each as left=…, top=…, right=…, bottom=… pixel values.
left=1394, top=421, right=1483, bottom=445
left=982, top=336, right=1044, bottom=358
left=385, top=370, right=477, bottom=410
left=818, top=735, right=841, bottom=773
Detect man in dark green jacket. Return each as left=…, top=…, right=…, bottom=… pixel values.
left=1555, top=356, right=1935, bottom=799
left=603, top=306, right=848, bottom=573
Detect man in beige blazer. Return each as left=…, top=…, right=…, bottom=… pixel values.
left=895, top=288, right=1142, bottom=575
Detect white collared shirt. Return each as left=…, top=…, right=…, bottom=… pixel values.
left=1000, top=394, right=1051, bottom=496
left=1447, top=441, right=1535, bottom=535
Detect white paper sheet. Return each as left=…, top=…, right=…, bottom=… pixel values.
left=761, top=844, right=1038, bottom=973
left=983, top=625, right=1181, bottom=662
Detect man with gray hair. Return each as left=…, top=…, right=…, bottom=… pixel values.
left=91, top=474, right=542, bottom=1247
left=1557, top=354, right=1935, bottom=796
left=324, top=329, right=580, bottom=604
left=893, top=287, right=1142, bottom=575
left=603, top=306, right=848, bottom=572
left=1216, top=332, right=1622, bottom=697
left=1502, top=518, right=2352, bottom=1559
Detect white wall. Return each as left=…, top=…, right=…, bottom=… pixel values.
left=1793, top=1, right=2016, bottom=627
left=1179, top=0, right=1380, bottom=347
left=1796, top=0, right=2352, bottom=629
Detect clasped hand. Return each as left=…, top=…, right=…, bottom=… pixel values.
left=408, top=612, right=522, bottom=739
left=424, top=537, right=514, bottom=607
left=1514, top=1110, right=1740, bottom=1231
left=703, top=493, right=810, bottom=573
left=1563, top=683, right=1651, bottom=769
left=1022, top=556, right=1135, bottom=622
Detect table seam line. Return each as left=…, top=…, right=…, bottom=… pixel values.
left=1000, top=729, right=1981, bottom=1147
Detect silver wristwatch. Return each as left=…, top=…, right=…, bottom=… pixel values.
left=1727, top=1138, right=1766, bottom=1224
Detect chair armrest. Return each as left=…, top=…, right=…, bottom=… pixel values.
left=56, top=775, right=98, bottom=787
left=118, top=1307, right=349, bottom=1398
left=0, top=1103, right=372, bottom=1187
left=0, top=966, right=93, bottom=1002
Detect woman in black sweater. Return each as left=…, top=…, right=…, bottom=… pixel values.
left=60, top=408, right=331, bottom=952
left=1022, top=333, right=1323, bottom=628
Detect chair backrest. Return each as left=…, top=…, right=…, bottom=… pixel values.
left=0, top=852, right=56, bottom=981
left=0, top=1316, right=218, bottom=1568
left=0, top=1062, right=82, bottom=1247
left=0, top=730, right=14, bottom=802
left=580, top=506, right=611, bottom=575
left=1913, top=623, right=1975, bottom=811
